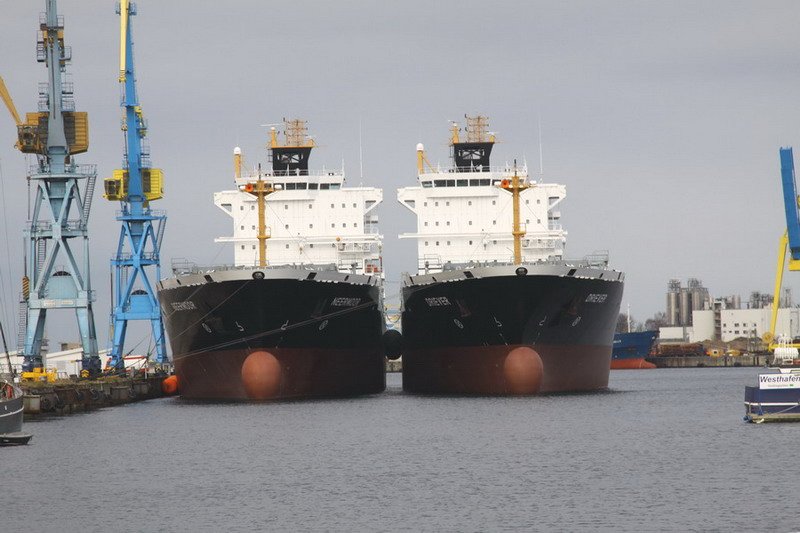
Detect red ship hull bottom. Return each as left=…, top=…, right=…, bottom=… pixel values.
left=174, top=348, right=386, bottom=400
left=611, top=358, right=656, bottom=370
left=402, top=343, right=612, bottom=395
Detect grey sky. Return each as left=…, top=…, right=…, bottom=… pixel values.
left=1, top=0, right=799, bottom=348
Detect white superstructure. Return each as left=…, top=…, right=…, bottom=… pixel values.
left=213, top=120, right=383, bottom=274
left=397, top=116, right=567, bottom=274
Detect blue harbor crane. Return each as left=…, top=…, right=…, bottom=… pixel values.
left=103, top=0, right=167, bottom=371
left=0, top=0, right=101, bottom=375
left=767, top=147, right=800, bottom=350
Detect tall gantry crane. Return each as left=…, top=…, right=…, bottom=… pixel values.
left=1, top=0, right=100, bottom=375
left=103, top=0, right=167, bottom=370
left=766, top=147, right=800, bottom=351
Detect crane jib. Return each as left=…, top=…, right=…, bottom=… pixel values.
left=779, top=147, right=800, bottom=261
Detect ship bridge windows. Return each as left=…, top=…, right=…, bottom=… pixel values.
left=329, top=183, right=341, bottom=190
left=309, top=183, right=319, bottom=190
left=422, top=181, right=432, bottom=188
left=434, top=180, right=447, bottom=187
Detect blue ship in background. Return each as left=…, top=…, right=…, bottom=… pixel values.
left=612, top=330, right=658, bottom=369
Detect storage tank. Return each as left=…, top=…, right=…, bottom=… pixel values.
left=679, top=289, right=691, bottom=326
left=667, top=279, right=681, bottom=326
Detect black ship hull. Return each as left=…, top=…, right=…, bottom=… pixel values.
left=401, top=263, right=624, bottom=395
left=158, top=267, right=386, bottom=400
left=1, top=382, right=24, bottom=435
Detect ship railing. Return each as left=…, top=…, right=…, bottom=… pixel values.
left=170, top=258, right=340, bottom=275
left=430, top=254, right=609, bottom=272
left=581, top=251, right=610, bottom=268
left=238, top=169, right=344, bottom=181
left=418, top=254, right=443, bottom=272
left=418, top=166, right=533, bottom=182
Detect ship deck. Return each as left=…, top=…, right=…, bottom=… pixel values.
left=402, top=262, right=624, bottom=288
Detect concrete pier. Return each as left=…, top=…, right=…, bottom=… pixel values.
left=647, top=354, right=768, bottom=368
left=20, top=376, right=169, bottom=416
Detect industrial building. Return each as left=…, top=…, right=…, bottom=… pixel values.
left=659, top=280, right=799, bottom=343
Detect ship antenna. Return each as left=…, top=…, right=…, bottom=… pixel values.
left=359, top=117, right=364, bottom=180
left=538, top=115, right=544, bottom=178
left=627, top=303, right=631, bottom=333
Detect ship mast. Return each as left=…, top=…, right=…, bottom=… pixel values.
left=242, top=167, right=274, bottom=267
left=498, top=161, right=530, bottom=265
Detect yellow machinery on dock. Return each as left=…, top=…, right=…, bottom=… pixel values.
left=21, top=367, right=57, bottom=383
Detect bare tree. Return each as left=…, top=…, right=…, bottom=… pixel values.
left=644, top=312, right=668, bottom=332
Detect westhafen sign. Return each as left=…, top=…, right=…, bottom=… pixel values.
left=758, top=374, right=800, bottom=389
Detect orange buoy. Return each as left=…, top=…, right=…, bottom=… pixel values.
left=241, top=350, right=281, bottom=400
left=503, top=346, right=544, bottom=395
left=161, top=375, right=179, bottom=395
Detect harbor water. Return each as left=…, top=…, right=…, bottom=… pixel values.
left=3, top=368, right=798, bottom=532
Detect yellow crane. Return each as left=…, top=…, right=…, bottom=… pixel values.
left=0, top=75, right=23, bottom=126
left=766, top=147, right=800, bottom=351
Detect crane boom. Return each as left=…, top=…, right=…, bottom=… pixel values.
left=780, top=148, right=800, bottom=260
left=0, top=76, right=22, bottom=125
